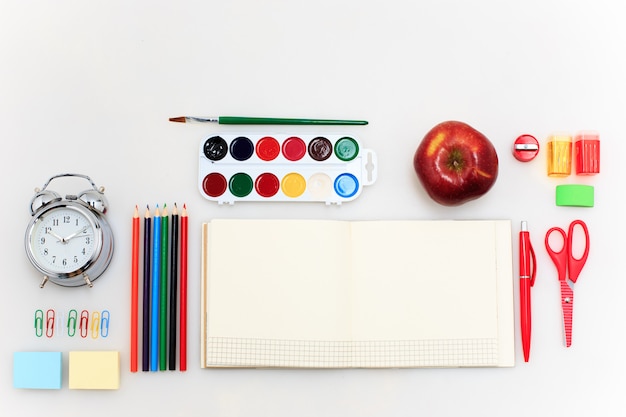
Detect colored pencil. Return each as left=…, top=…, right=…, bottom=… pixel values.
left=169, top=116, right=368, bottom=125
left=142, top=206, right=151, bottom=372
left=169, top=203, right=179, bottom=370
left=180, top=204, right=188, bottom=371
left=130, top=205, right=139, bottom=372
left=159, top=205, right=169, bottom=371
left=150, top=205, right=161, bottom=372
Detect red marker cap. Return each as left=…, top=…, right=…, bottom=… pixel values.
left=513, top=134, right=540, bottom=162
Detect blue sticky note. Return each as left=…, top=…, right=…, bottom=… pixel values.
left=13, top=351, right=62, bottom=389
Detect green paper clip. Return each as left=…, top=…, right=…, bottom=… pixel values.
left=67, top=309, right=78, bottom=337
left=34, top=310, right=44, bottom=337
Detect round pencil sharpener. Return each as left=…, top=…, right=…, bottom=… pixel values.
left=512, top=134, right=540, bottom=162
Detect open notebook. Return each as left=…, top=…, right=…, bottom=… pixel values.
left=201, top=219, right=514, bottom=368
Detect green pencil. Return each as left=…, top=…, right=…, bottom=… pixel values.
left=159, top=204, right=169, bottom=371
left=169, top=116, right=368, bottom=125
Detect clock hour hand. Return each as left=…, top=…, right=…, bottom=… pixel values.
left=47, top=230, right=65, bottom=243
left=63, top=226, right=89, bottom=242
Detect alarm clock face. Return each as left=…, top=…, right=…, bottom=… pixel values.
left=26, top=204, right=101, bottom=276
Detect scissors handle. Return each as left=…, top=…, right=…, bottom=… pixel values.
left=544, top=220, right=590, bottom=284
left=567, top=220, right=589, bottom=283
left=545, top=227, right=568, bottom=282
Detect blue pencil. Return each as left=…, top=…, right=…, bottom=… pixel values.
left=150, top=205, right=161, bottom=371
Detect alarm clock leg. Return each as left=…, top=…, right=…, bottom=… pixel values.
left=83, top=274, right=93, bottom=288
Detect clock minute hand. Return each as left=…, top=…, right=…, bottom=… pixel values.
left=63, top=226, right=89, bottom=242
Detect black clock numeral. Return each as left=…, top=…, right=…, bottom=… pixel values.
left=43, top=249, right=48, bottom=256
left=63, top=216, right=71, bottom=224
left=40, top=237, right=46, bottom=245
left=52, top=256, right=57, bottom=264
left=74, top=256, right=79, bottom=263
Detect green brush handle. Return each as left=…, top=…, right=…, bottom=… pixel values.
left=218, top=116, right=368, bottom=125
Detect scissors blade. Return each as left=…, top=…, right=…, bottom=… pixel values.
left=560, top=280, right=574, bottom=347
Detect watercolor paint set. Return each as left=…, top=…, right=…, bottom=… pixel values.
left=198, top=134, right=377, bottom=204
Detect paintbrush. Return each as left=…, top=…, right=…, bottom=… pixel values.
left=169, top=116, right=368, bottom=125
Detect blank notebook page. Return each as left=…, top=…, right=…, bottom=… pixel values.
left=202, top=219, right=513, bottom=368
left=350, top=221, right=504, bottom=367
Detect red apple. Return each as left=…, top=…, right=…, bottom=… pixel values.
left=413, top=121, right=498, bottom=206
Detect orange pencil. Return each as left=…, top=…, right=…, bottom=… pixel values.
left=131, top=205, right=140, bottom=372
left=180, top=204, right=188, bottom=371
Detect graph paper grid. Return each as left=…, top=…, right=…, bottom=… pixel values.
left=205, top=337, right=499, bottom=368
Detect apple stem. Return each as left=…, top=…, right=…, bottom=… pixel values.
left=448, top=149, right=465, bottom=172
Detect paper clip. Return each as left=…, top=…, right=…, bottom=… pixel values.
left=67, top=309, right=78, bottom=337
left=46, top=309, right=55, bottom=338
left=55, top=310, right=64, bottom=337
left=91, top=310, right=100, bottom=339
left=34, top=309, right=44, bottom=337
left=80, top=310, right=89, bottom=338
left=101, top=310, right=110, bottom=338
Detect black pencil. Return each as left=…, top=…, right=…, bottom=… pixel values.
left=142, top=205, right=152, bottom=372
left=168, top=204, right=179, bottom=370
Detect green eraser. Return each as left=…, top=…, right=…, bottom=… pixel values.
left=556, top=184, right=594, bottom=207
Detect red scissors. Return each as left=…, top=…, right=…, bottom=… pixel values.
left=544, top=219, right=590, bottom=347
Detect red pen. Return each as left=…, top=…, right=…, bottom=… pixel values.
left=519, top=221, right=536, bottom=362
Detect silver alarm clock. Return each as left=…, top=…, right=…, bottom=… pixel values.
left=24, top=174, right=114, bottom=288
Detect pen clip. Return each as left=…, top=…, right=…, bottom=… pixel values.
left=80, top=309, right=89, bottom=338
left=67, top=309, right=78, bottom=337
left=529, top=241, right=537, bottom=287
left=100, top=310, right=110, bottom=338
left=45, top=309, right=55, bottom=338
left=34, top=309, right=44, bottom=337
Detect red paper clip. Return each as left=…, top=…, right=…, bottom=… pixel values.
left=45, top=309, right=55, bottom=338
left=80, top=310, right=89, bottom=338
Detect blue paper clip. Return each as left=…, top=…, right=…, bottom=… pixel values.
left=80, top=310, right=89, bottom=338
left=91, top=310, right=100, bottom=339
left=67, top=309, right=78, bottom=337
left=46, top=309, right=55, bottom=338
left=101, top=310, right=110, bottom=338
left=34, top=309, right=44, bottom=337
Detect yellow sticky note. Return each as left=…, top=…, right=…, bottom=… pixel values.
left=69, top=351, right=120, bottom=390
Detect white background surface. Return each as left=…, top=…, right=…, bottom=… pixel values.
left=1, top=1, right=624, bottom=416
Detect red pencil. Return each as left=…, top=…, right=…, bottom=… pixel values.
left=180, top=204, right=188, bottom=371
left=131, top=205, right=140, bottom=372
